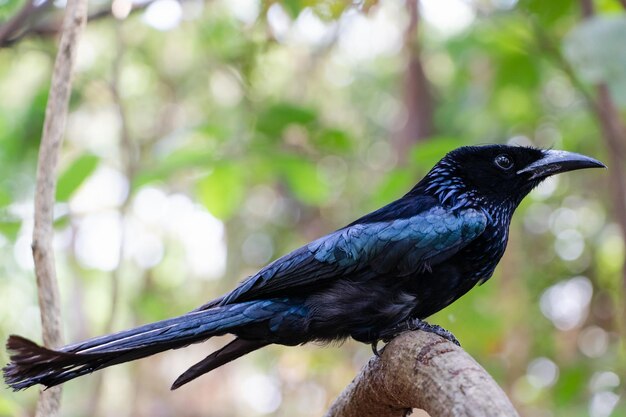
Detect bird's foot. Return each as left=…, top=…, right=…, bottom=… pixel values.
left=370, top=319, right=459, bottom=358
left=380, top=318, right=460, bottom=346
left=406, top=319, right=460, bottom=346
left=371, top=340, right=383, bottom=357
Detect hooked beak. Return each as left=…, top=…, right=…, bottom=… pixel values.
left=517, top=150, right=606, bottom=180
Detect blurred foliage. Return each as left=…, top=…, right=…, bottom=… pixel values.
left=0, top=0, right=625, bottom=417
left=564, top=15, right=626, bottom=106
left=56, top=153, right=100, bottom=202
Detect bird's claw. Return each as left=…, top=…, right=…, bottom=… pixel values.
left=407, top=319, right=461, bottom=346
left=371, top=340, right=382, bottom=357
left=379, top=319, right=461, bottom=347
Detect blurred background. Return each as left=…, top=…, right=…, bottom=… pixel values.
left=0, top=0, right=624, bottom=416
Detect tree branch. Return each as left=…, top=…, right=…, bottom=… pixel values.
left=0, top=0, right=162, bottom=48
left=31, top=0, right=88, bottom=414
left=0, top=0, right=53, bottom=46
left=325, top=332, right=519, bottom=417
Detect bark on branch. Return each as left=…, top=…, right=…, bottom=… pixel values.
left=325, top=331, right=519, bottom=417
left=31, top=0, right=87, bottom=415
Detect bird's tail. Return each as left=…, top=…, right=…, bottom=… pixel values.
left=3, top=301, right=278, bottom=391
left=171, top=337, right=269, bottom=389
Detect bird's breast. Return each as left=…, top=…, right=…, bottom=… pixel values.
left=458, top=223, right=509, bottom=282
left=405, top=224, right=510, bottom=318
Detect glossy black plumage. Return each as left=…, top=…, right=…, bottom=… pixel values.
left=3, top=145, right=605, bottom=391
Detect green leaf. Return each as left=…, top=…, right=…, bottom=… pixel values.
left=495, top=52, right=540, bottom=90
left=256, top=102, right=317, bottom=138
left=0, top=393, right=20, bottom=417
left=518, top=0, right=574, bottom=23
left=56, top=154, right=100, bottom=202
left=277, top=0, right=306, bottom=18
left=198, top=122, right=231, bottom=142
left=200, top=18, right=248, bottom=61
left=372, top=169, right=414, bottom=208
left=0, top=187, right=11, bottom=208
left=277, top=156, right=329, bottom=205
left=314, top=128, right=353, bottom=153
left=197, top=163, right=245, bottom=219
left=493, top=86, right=535, bottom=122
left=135, top=149, right=215, bottom=188
left=0, top=218, right=20, bottom=241
left=0, top=0, right=23, bottom=20
left=410, top=137, right=465, bottom=171
left=554, top=365, right=587, bottom=406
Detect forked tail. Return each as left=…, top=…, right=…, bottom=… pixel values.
left=3, top=300, right=280, bottom=390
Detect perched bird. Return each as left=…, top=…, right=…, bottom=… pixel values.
left=4, top=145, right=604, bottom=391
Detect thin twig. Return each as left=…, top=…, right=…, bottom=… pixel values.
left=31, top=0, right=88, bottom=414
left=0, top=0, right=53, bottom=46
left=1, top=0, right=163, bottom=48
left=0, top=7, right=117, bottom=47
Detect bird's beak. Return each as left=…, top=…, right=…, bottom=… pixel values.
left=517, top=150, right=606, bottom=180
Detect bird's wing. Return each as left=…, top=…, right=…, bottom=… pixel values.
left=219, top=206, right=487, bottom=305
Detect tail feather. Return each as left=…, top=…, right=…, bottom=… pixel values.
left=3, top=335, right=165, bottom=390
left=3, top=301, right=276, bottom=391
left=171, top=338, right=268, bottom=390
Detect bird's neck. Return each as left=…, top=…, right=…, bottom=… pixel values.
left=410, top=176, right=519, bottom=225
left=409, top=172, right=474, bottom=211
left=482, top=199, right=517, bottom=227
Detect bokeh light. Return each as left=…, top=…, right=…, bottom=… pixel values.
left=539, top=276, right=592, bottom=331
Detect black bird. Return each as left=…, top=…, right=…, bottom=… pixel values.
left=4, top=145, right=604, bottom=391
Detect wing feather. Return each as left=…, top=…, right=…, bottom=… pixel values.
left=220, top=206, right=487, bottom=305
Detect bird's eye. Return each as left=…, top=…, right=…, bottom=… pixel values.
left=494, top=154, right=513, bottom=170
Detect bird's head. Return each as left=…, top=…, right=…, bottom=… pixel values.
left=418, top=144, right=605, bottom=213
